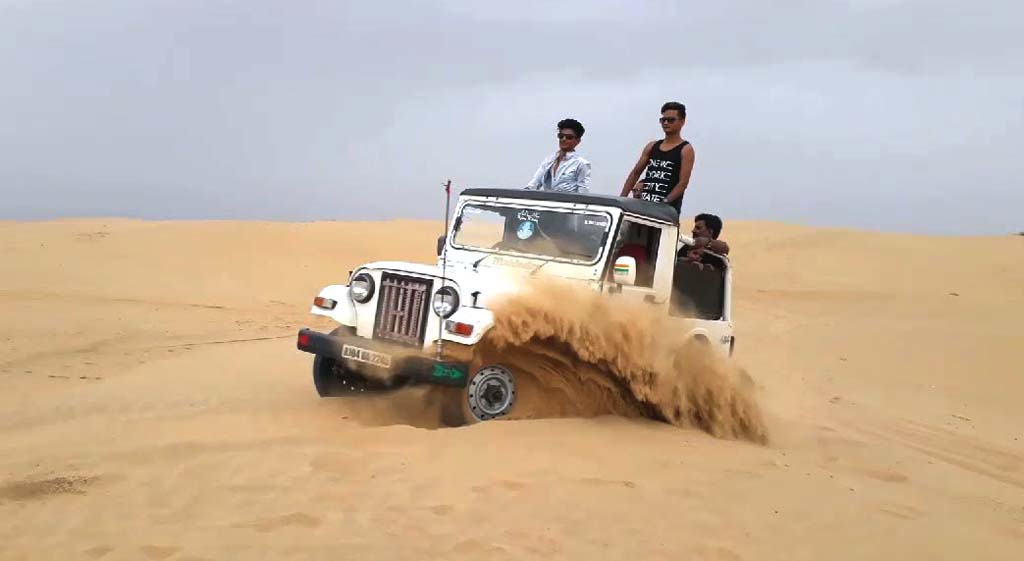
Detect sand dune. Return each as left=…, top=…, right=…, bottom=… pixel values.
left=1, top=218, right=1022, bottom=561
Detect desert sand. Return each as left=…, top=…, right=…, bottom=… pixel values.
left=1, top=217, right=1022, bottom=561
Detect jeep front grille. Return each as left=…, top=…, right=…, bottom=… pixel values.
left=373, top=273, right=432, bottom=347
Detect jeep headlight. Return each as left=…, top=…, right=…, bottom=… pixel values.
left=350, top=273, right=375, bottom=303
left=432, top=286, right=459, bottom=318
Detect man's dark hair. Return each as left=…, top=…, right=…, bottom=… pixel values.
left=557, top=118, right=585, bottom=138
left=661, top=101, right=687, bottom=119
left=695, top=213, right=723, bottom=239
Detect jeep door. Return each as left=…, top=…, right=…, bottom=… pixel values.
left=603, top=215, right=675, bottom=310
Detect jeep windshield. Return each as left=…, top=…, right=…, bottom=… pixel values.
left=452, top=203, right=612, bottom=263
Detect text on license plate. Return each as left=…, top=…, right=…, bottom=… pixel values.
left=341, top=345, right=392, bottom=368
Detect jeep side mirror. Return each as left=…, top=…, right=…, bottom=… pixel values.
left=612, top=256, right=637, bottom=286
left=436, top=235, right=445, bottom=256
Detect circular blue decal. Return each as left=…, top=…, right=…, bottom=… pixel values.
left=516, top=220, right=536, bottom=240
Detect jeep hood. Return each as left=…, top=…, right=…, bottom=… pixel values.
left=356, top=261, right=450, bottom=279
left=356, top=260, right=522, bottom=305
left=355, top=259, right=587, bottom=308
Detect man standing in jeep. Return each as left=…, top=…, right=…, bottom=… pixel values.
left=620, top=102, right=696, bottom=214
left=525, top=118, right=591, bottom=193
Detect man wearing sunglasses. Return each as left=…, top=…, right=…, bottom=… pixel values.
left=524, top=118, right=591, bottom=192
left=619, top=102, right=696, bottom=214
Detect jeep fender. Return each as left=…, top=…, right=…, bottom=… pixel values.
left=309, top=284, right=357, bottom=326
left=686, top=328, right=713, bottom=346
left=441, top=306, right=495, bottom=346
left=685, top=326, right=735, bottom=357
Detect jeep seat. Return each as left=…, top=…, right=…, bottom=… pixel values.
left=610, top=243, right=656, bottom=286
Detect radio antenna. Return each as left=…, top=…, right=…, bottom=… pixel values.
left=436, top=179, right=452, bottom=361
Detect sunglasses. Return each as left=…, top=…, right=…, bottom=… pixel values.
left=557, top=133, right=577, bottom=140
left=659, top=117, right=679, bottom=124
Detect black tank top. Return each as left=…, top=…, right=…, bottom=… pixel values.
left=639, top=139, right=690, bottom=213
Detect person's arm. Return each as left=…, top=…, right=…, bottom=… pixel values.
left=620, top=141, right=655, bottom=196
left=525, top=155, right=550, bottom=190
left=663, top=143, right=696, bottom=205
left=693, top=236, right=729, bottom=255
left=574, top=159, right=592, bottom=192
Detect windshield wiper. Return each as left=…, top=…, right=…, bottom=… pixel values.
left=472, top=253, right=494, bottom=271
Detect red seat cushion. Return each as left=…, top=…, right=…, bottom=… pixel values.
left=616, top=243, right=647, bottom=266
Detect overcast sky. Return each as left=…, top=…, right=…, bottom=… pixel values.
left=2, top=0, right=1022, bottom=234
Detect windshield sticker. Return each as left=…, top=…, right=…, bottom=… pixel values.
left=516, top=220, right=536, bottom=240
left=584, top=218, right=609, bottom=227
left=517, top=209, right=540, bottom=223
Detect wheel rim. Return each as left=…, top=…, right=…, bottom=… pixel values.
left=468, top=366, right=516, bottom=420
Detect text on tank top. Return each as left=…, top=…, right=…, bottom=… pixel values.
left=639, top=139, right=690, bottom=211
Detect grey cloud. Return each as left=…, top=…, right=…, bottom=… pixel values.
left=1, top=0, right=1021, bottom=234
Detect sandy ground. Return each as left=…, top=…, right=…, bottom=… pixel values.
left=1, top=218, right=1022, bottom=561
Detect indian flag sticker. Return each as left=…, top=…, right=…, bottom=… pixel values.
left=614, top=264, right=630, bottom=275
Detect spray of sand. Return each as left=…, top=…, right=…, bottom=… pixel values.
left=468, top=280, right=769, bottom=444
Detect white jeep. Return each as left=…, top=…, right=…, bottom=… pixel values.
left=296, top=188, right=734, bottom=423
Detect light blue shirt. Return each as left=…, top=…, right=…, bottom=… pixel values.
left=524, top=150, right=591, bottom=192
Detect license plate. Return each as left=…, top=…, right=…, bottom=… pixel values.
left=341, top=344, right=392, bottom=368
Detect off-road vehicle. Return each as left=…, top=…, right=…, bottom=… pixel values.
left=296, top=188, right=733, bottom=422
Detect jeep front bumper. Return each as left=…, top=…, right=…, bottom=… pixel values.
left=295, top=328, right=469, bottom=387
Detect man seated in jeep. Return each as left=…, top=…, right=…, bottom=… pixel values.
left=678, top=213, right=730, bottom=269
